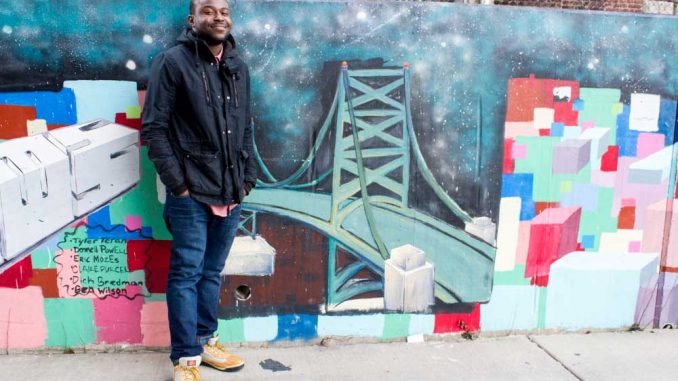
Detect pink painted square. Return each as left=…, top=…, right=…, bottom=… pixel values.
left=581, top=121, right=595, bottom=131
left=93, top=290, right=143, bottom=344
left=636, top=133, right=665, bottom=158
left=512, top=144, right=527, bottom=159
left=141, top=302, right=170, bottom=347
left=514, top=221, right=532, bottom=265
left=621, top=198, right=636, bottom=207
left=0, top=287, right=47, bottom=349
left=125, top=215, right=142, bottom=231
left=629, top=241, right=641, bottom=253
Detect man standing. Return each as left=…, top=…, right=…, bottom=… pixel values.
left=141, top=0, right=256, bottom=379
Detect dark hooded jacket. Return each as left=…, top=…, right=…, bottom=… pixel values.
left=141, top=28, right=256, bottom=205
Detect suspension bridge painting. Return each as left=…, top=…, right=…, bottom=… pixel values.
left=1, top=0, right=677, bottom=343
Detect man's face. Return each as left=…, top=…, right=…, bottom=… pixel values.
left=189, top=0, right=232, bottom=44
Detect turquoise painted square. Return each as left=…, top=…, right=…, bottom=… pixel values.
left=44, top=299, right=96, bottom=347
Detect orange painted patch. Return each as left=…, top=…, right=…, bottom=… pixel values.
left=505, top=75, right=580, bottom=122
left=618, top=206, right=636, bottom=229
left=28, top=268, right=59, bottom=298
left=0, top=105, right=36, bottom=139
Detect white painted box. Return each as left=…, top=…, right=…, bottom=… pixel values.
left=46, top=120, right=140, bottom=217
left=222, top=235, right=276, bottom=276
left=0, top=134, right=72, bottom=262
left=384, top=244, right=435, bottom=312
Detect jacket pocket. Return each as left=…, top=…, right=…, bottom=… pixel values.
left=181, top=146, right=222, bottom=196
left=238, top=149, right=248, bottom=183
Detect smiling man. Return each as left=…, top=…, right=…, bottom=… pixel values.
left=141, top=0, right=256, bottom=380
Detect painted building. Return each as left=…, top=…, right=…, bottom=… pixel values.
left=0, top=0, right=676, bottom=350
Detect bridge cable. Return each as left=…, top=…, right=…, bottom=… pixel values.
left=252, top=81, right=340, bottom=189
left=402, top=65, right=473, bottom=223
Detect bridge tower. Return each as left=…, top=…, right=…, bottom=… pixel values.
left=326, top=63, right=413, bottom=305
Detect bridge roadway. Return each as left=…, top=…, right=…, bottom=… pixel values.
left=244, top=188, right=496, bottom=304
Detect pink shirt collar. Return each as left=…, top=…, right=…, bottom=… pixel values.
left=214, top=47, right=224, bottom=63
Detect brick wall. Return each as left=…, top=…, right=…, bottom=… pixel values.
left=492, top=0, right=645, bottom=12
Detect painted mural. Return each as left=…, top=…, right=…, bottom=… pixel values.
left=0, top=0, right=676, bottom=350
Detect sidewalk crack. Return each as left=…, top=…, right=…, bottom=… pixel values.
left=527, top=335, right=584, bottom=381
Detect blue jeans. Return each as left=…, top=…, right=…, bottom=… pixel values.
left=163, top=192, right=241, bottom=361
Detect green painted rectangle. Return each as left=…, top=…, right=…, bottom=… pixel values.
left=44, top=299, right=96, bottom=347
left=382, top=314, right=411, bottom=339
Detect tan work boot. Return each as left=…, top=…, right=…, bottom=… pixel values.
left=201, top=336, right=245, bottom=372
left=174, top=355, right=201, bottom=381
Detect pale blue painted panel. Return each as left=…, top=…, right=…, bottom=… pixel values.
left=243, top=316, right=278, bottom=342
left=545, top=252, right=658, bottom=330
left=480, top=285, right=539, bottom=331
left=317, top=314, right=385, bottom=337
left=408, top=314, right=435, bottom=336
left=63, top=80, right=138, bottom=123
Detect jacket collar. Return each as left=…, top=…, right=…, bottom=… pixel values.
left=177, top=28, right=241, bottom=73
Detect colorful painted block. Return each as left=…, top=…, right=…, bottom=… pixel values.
left=600, top=145, right=619, bottom=172
left=140, top=301, right=170, bottom=347
left=317, top=314, right=384, bottom=337
left=503, top=138, right=515, bottom=173
left=0, top=104, right=36, bottom=139
left=525, top=207, right=581, bottom=286
left=550, top=122, right=564, bottom=137
left=504, top=122, right=538, bottom=139
left=629, top=93, right=661, bottom=132
left=505, top=76, right=579, bottom=123
left=545, top=252, right=658, bottom=329
left=534, top=108, right=555, bottom=131
left=579, top=127, right=611, bottom=168
left=628, top=145, right=673, bottom=184
left=501, top=173, right=536, bottom=220
left=0, top=89, right=77, bottom=125
left=560, top=183, right=599, bottom=212
left=480, top=285, right=538, bottom=331
left=599, top=230, right=644, bottom=253
left=0, top=286, right=47, bottom=349
left=616, top=105, right=639, bottom=157
left=495, top=197, right=521, bottom=272
left=552, top=139, right=591, bottom=174
left=434, top=304, right=480, bottom=333
left=658, top=99, right=678, bottom=144
left=63, top=80, right=139, bottom=123
left=636, top=133, right=665, bottom=158
left=641, top=199, right=678, bottom=270
left=578, top=88, right=622, bottom=128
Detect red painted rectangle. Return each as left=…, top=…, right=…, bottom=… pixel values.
left=503, top=138, right=515, bottom=174
left=0, top=105, right=36, bottom=139
left=127, top=240, right=171, bottom=293
left=434, top=304, right=480, bottom=333
left=0, top=256, right=33, bottom=288
left=525, top=207, right=581, bottom=286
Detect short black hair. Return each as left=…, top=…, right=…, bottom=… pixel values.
left=189, top=0, right=232, bottom=15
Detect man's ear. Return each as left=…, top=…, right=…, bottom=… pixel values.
left=187, top=14, right=195, bottom=27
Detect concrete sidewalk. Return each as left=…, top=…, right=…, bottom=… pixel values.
left=1, top=330, right=677, bottom=381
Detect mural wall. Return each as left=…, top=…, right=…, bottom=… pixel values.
left=0, top=0, right=676, bottom=349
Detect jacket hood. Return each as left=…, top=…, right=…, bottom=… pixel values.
left=177, top=28, right=241, bottom=73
